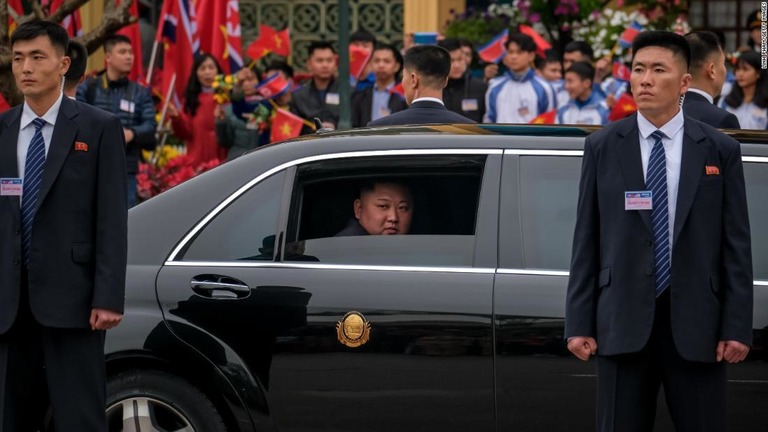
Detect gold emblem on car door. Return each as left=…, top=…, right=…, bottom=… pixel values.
left=336, top=311, right=371, bottom=348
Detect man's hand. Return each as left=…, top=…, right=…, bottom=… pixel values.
left=123, top=128, right=134, bottom=144
left=716, top=340, right=750, bottom=363
left=567, top=336, right=598, bottom=361
left=90, top=308, right=123, bottom=331
left=214, top=104, right=226, bottom=121
left=484, top=63, right=499, bottom=82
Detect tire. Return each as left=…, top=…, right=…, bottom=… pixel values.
left=106, top=369, right=226, bottom=432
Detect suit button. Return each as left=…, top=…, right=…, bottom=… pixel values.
left=646, top=268, right=653, bottom=276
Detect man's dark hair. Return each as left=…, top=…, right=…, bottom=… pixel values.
left=534, top=48, right=561, bottom=70
left=350, top=29, right=377, bottom=46
left=359, top=179, right=412, bottom=199
left=564, top=40, right=594, bottom=60
left=505, top=33, right=536, bottom=53
left=403, top=45, right=451, bottom=89
left=437, top=37, right=462, bottom=53
left=632, top=30, right=691, bottom=70
left=64, top=40, right=88, bottom=87
left=11, top=20, right=68, bottom=54
left=307, top=41, right=336, bottom=58
left=565, top=61, right=595, bottom=82
left=685, top=31, right=723, bottom=74
left=374, top=43, right=404, bottom=72
left=265, top=60, right=294, bottom=78
left=103, top=34, right=132, bottom=53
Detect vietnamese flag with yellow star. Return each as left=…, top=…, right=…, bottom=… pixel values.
left=246, top=24, right=290, bottom=60
left=529, top=110, right=557, bottom=124
left=270, top=108, right=305, bottom=142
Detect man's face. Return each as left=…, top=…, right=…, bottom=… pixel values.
left=460, top=46, right=473, bottom=66
left=371, top=49, right=399, bottom=83
left=351, top=40, right=374, bottom=52
left=307, top=48, right=337, bottom=80
left=541, top=61, right=562, bottom=82
left=564, top=72, right=592, bottom=100
left=105, top=42, right=134, bottom=75
left=563, top=51, right=586, bottom=71
left=630, top=46, right=690, bottom=120
left=503, top=42, right=535, bottom=74
left=354, top=183, right=413, bottom=235
left=12, top=36, right=70, bottom=101
left=237, top=68, right=259, bottom=96
left=448, top=49, right=467, bottom=79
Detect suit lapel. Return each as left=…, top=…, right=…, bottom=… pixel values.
left=38, top=97, right=78, bottom=206
left=0, top=107, right=23, bottom=221
left=615, top=116, right=653, bottom=234
left=673, top=118, right=708, bottom=246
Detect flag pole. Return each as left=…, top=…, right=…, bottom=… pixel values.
left=145, top=40, right=160, bottom=86
left=152, top=73, right=177, bottom=164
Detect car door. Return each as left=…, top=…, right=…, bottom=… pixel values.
left=155, top=148, right=501, bottom=432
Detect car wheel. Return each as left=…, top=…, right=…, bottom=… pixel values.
left=106, top=369, right=226, bottom=432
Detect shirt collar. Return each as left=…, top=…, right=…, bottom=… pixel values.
left=637, top=108, right=685, bottom=140
left=687, top=88, right=714, bottom=104
left=374, top=81, right=396, bottom=92
left=21, top=92, right=64, bottom=130
left=411, top=97, right=444, bottom=105
left=507, top=68, right=534, bottom=83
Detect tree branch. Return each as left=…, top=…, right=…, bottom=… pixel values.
left=29, top=0, right=46, bottom=20
left=79, top=0, right=135, bottom=55
left=48, top=0, right=92, bottom=24
left=0, top=0, right=9, bottom=45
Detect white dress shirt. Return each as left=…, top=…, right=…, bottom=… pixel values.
left=411, top=97, right=444, bottom=105
left=637, top=109, right=684, bottom=251
left=17, top=92, right=64, bottom=181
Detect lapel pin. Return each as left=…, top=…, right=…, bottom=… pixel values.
left=75, top=141, right=88, bottom=152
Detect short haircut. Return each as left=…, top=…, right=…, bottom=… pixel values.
left=374, top=43, right=403, bottom=68
left=265, top=60, right=294, bottom=78
left=505, top=33, right=536, bottom=52
left=350, top=29, right=377, bottom=45
left=632, top=30, right=691, bottom=70
left=11, top=20, right=68, bottom=55
left=437, top=37, right=462, bottom=53
left=103, top=34, right=132, bottom=53
left=565, top=61, right=595, bottom=82
left=64, top=40, right=88, bottom=86
left=307, top=40, right=336, bottom=58
left=564, top=40, right=594, bottom=60
left=534, top=48, right=561, bottom=70
left=685, top=31, right=723, bottom=73
left=359, top=179, right=412, bottom=200
left=458, top=38, right=473, bottom=49
left=403, top=45, right=451, bottom=89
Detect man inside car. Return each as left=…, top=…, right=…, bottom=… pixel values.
left=336, top=180, right=413, bottom=236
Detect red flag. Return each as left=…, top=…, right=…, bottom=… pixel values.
left=8, top=0, right=26, bottom=35
left=115, top=0, right=143, bottom=82
left=245, top=24, right=290, bottom=60
left=529, top=110, right=557, bottom=124
left=390, top=83, right=405, bottom=99
left=608, top=92, right=637, bottom=122
left=255, top=72, right=291, bottom=99
left=618, top=21, right=644, bottom=49
left=270, top=108, right=305, bottom=142
left=195, top=0, right=243, bottom=74
left=349, top=45, right=372, bottom=80
left=612, top=61, right=631, bottom=82
left=49, top=0, right=83, bottom=37
left=477, top=29, right=508, bottom=64
left=0, top=92, right=10, bottom=113
left=153, top=0, right=200, bottom=104
left=519, top=25, right=552, bottom=58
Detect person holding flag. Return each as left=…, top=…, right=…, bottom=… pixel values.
left=290, top=41, right=339, bottom=134
left=215, top=65, right=268, bottom=160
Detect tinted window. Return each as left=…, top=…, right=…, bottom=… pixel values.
left=519, top=156, right=581, bottom=270
left=181, top=172, right=285, bottom=261
left=284, top=155, right=487, bottom=266
left=745, top=162, right=768, bottom=280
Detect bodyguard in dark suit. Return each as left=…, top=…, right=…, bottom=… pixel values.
left=565, top=31, right=752, bottom=432
left=682, top=31, right=741, bottom=129
left=0, top=21, right=127, bottom=430
left=368, top=45, right=475, bottom=126
left=351, top=44, right=408, bottom=127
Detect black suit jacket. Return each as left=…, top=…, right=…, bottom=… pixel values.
left=351, top=86, right=408, bottom=128
left=0, top=97, right=127, bottom=332
left=367, top=100, right=476, bottom=126
left=682, top=91, right=741, bottom=129
left=565, top=114, right=753, bottom=362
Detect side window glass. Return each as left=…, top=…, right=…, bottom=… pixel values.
left=519, top=156, right=581, bottom=270
left=181, top=172, right=285, bottom=261
left=745, top=162, right=768, bottom=279
left=284, top=155, right=487, bottom=267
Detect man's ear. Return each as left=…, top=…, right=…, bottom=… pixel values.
left=706, top=62, right=716, bottom=80
left=60, top=55, right=71, bottom=76
left=354, top=199, right=362, bottom=219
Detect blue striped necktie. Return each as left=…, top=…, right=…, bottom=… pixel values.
left=647, top=130, right=670, bottom=297
left=21, top=117, right=47, bottom=266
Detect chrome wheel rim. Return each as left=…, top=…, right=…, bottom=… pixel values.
left=106, top=397, right=194, bottom=432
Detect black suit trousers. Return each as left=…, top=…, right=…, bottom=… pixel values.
left=596, top=290, right=726, bottom=432
left=0, top=270, right=107, bottom=432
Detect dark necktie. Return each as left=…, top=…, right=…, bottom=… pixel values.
left=647, top=130, right=670, bottom=297
left=21, top=117, right=47, bottom=266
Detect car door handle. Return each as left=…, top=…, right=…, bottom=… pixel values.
left=190, top=275, right=251, bottom=299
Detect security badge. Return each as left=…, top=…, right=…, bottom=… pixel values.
left=0, top=178, right=23, bottom=196
left=625, top=191, right=652, bottom=210
left=336, top=311, right=371, bottom=348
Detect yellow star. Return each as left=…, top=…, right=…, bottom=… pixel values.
left=274, top=35, right=282, bottom=48
left=280, top=122, right=292, bottom=137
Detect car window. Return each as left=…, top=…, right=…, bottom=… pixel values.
left=180, top=172, right=285, bottom=261
left=744, top=162, right=768, bottom=280
left=283, top=155, right=487, bottom=267
left=519, top=156, right=581, bottom=271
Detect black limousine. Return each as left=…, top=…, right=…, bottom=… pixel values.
left=104, top=124, right=767, bottom=431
